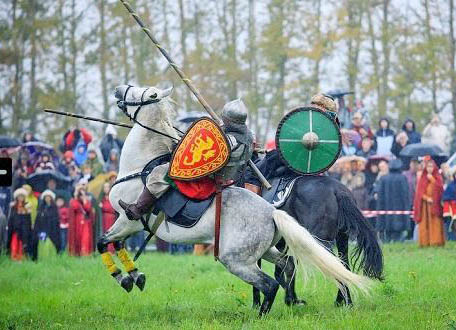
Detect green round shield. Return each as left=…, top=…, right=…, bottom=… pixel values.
left=275, top=106, right=341, bottom=175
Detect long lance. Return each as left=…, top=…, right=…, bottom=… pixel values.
left=120, top=0, right=271, bottom=189
left=43, top=109, right=181, bottom=142
left=44, top=109, right=133, bottom=128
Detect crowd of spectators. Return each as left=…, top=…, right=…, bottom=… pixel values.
left=329, top=112, right=456, bottom=245
left=0, top=125, right=145, bottom=261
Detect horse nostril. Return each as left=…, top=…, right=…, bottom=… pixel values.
left=114, top=89, right=123, bottom=100
left=115, top=85, right=127, bottom=100
left=150, top=93, right=158, bottom=99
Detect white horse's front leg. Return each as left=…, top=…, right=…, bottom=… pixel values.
left=97, top=212, right=146, bottom=292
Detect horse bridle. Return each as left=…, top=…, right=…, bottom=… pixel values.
left=117, top=85, right=180, bottom=142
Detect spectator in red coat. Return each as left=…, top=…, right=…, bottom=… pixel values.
left=68, top=184, right=94, bottom=256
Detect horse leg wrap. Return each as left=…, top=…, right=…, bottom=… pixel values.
left=111, top=269, right=134, bottom=293
left=117, top=248, right=136, bottom=273
left=101, top=252, right=119, bottom=274
left=129, top=269, right=146, bottom=291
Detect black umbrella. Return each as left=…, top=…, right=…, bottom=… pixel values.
left=0, top=136, right=21, bottom=148
left=433, top=153, right=449, bottom=167
left=22, top=141, right=55, bottom=155
left=399, top=143, right=445, bottom=157
left=26, top=170, right=71, bottom=193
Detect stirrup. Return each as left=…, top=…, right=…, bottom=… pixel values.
left=119, top=199, right=141, bottom=221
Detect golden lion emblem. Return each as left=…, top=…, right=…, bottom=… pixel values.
left=183, top=134, right=216, bottom=166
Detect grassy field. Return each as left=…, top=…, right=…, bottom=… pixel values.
left=1, top=243, right=456, bottom=330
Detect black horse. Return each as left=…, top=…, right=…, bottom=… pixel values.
left=244, top=151, right=384, bottom=307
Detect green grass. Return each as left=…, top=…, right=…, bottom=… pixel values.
left=1, top=243, right=456, bottom=329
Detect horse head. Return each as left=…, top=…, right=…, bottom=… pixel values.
left=115, top=84, right=175, bottom=128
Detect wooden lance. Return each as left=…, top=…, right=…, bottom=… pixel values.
left=119, top=0, right=271, bottom=190
left=44, top=109, right=133, bottom=129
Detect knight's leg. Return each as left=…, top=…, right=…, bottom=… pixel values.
left=119, top=163, right=170, bottom=221
left=97, top=236, right=134, bottom=293
left=114, top=240, right=146, bottom=291
left=223, top=261, right=279, bottom=317
left=118, top=187, right=156, bottom=220
left=335, top=232, right=353, bottom=306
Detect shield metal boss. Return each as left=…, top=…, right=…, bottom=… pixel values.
left=168, top=117, right=231, bottom=181
left=275, top=106, right=341, bottom=175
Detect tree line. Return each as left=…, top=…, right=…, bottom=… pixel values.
left=1, top=0, right=455, bottom=144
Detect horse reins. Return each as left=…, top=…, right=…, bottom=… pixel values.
left=117, top=85, right=180, bottom=142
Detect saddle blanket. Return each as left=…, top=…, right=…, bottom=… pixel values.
left=154, top=187, right=214, bottom=228
left=261, top=176, right=300, bottom=208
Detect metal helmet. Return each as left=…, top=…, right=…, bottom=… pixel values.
left=221, top=99, right=248, bottom=125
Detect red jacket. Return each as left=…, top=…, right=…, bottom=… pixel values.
left=58, top=206, right=69, bottom=229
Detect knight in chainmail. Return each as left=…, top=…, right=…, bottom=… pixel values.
left=119, top=99, right=254, bottom=221
left=216, top=99, right=254, bottom=183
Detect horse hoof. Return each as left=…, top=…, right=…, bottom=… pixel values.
left=285, top=298, right=307, bottom=306
left=135, top=273, right=146, bottom=291
left=120, top=275, right=134, bottom=293
left=334, top=300, right=353, bottom=308
left=292, top=299, right=307, bottom=306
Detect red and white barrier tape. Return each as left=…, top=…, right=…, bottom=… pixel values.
left=361, top=210, right=414, bottom=218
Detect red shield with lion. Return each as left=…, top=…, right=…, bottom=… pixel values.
left=168, top=117, right=231, bottom=181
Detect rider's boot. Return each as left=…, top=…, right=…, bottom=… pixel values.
left=119, top=187, right=156, bottom=220
left=245, top=183, right=261, bottom=195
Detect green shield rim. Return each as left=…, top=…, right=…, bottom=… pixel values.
left=275, top=106, right=342, bottom=175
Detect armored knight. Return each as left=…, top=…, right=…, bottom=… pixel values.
left=119, top=99, right=254, bottom=220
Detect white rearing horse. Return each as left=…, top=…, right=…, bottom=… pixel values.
left=97, top=84, right=372, bottom=316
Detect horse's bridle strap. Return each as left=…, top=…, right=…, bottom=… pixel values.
left=117, top=86, right=179, bottom=142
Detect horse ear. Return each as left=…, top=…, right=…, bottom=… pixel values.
left=161, top=85, right=173, bottom=98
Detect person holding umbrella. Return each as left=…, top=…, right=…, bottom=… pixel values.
left=391, top=132, right=410, bottom=169
left=413, top=156, right=445, bottom=247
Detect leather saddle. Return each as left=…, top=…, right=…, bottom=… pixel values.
left=261, top=174, right=300, bottom=208
left=153, top=187, right=214, bottom=228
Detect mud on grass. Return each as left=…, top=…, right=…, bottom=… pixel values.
left=1, top=242, right=456, bottom=329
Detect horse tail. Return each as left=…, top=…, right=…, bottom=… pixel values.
left=272, top=210, right=372, bottom=295
left=335, top=189, right=384, bottom=280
